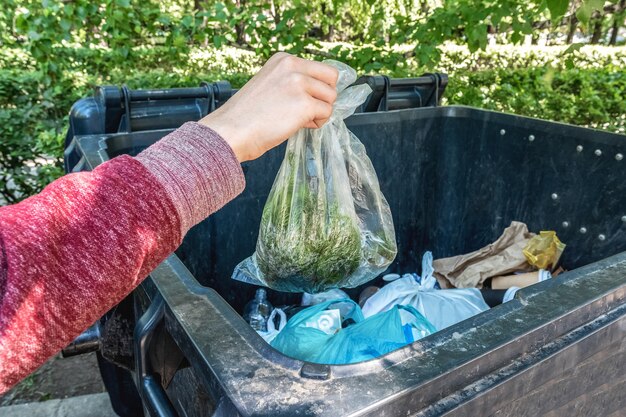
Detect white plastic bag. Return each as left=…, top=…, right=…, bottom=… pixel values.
left=257, top=308, right=287, bottom=343
left=362, top=277, right=489, bottom=331
left=233, top=60, right=397, bottom=293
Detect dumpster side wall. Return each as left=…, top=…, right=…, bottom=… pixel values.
left=433, top=108, right=626, bottom=270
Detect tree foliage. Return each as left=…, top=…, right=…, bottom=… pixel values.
left=3, top=0, right=624, bottom=72
left=0, top=0, right=625, bottom=203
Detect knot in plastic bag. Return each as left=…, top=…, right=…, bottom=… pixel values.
left=324, top=60, right=373, bottom=121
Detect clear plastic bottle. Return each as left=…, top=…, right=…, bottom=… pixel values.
left=243, top=289, right=273, bottom=332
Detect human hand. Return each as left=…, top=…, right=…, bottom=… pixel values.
left=199, top=53, right=339, bottom=162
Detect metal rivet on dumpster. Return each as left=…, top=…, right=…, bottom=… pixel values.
left=562, top=221, right=569, bottom=228
left=551, top=193, right=558, bottom=200
left=595, top=149, right=602, bottom=156
left=576, top=145, right=583, bottom=152
left=500, top=129, right=506, bottom=136
left=622, top=215, right=626, bottom=223
left=528, top=134, right=535, bottom=142
left=580, top=227, right=587, bottom=234
left=616, top=153, right=624, bottom=161
left=598, top=234, right=606, bottom=241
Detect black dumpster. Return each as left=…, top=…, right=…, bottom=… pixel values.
left=65, top=77, right=626, bottom=417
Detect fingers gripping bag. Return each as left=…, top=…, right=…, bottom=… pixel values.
left=233, top=60, right=397, bottom=293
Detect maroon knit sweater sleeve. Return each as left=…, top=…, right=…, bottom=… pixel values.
left=0, top=122, right=245, bottom=393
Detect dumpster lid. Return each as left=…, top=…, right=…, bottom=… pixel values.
left=70, top=73, right=448, bottom=136
left=355, top=72, right=448, bottom=112
left=64, top=72, right=447, bottom=171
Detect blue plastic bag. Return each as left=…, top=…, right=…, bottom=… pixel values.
left=316, top=305, right=435, bottom=364
left=270, top=299, right=435, bottom=365
left=270, top=299, right=362, bottom=362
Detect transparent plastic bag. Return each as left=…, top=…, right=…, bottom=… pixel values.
left=301, top=289, right=350, bottom=306
left=233, top=60, right=397, bottom=293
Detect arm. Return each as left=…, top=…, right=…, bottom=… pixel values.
left=0, top=53, right=338, bottom=393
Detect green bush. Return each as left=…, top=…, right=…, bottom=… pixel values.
left=0, top=44, right=625, bottom=204
left=445, top=66, right=626, bottom=134
left=0, top=45, right=259, bottom=204
left=0, top=69, right=70, bottom=203
left=436, top=44, right=626, bottom=72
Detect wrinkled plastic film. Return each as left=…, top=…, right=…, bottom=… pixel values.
left=233, top=60, right=397, bottom=293
left=362, top=275, right=490, bottom=331
left=523, top=231, right=566, bottom=270
left=270, top=299, right=434, bottom=365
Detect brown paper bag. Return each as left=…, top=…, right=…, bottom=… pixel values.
left=433, top=221, right=536, bottom=288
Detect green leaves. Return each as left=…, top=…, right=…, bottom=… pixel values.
left=467, top=24, right=488, bottom=52
left=561, top=42, right=585, bottom=54
left=6, top=0, right=619, bottom=73
left=1, top=0, right=625, bottom=204
left=576, top=0, right=605, bottom=26
left=446, top=63, right=626, bottom=135
left=547, top=0, right=570, bottom=21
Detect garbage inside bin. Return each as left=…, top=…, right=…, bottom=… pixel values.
left=315, top=305, right=435, bottom=365
left=433, top=221, right=565, bottom=289
left=270, top=299, right=435, bottom=364
left=243, top=288, right=273, bottom=332
left=243, top=218, right=571, bottom=365
left=257, top=308, right=287, bottom=343
left=270, top=299, right=362, bottom=362
left=479, top=287, right=520, bottom=307
left=302, top=289, right=350, bottom=306
left=433, top=221, right=535, bottom=288
left=490, top=269, right=552, bottom=290
left=358, top=286, right=380, bottom=307
left=363, top=276, right=490, bottom=331
left=233, top=60, right=397, bottom=294
left=523, top=231, right=566, bottom=270
left=251, top=227, right=565, bottom=360
left=256, top=251, right=521, bottom=361
left=362, top=253, right=490, bottom=331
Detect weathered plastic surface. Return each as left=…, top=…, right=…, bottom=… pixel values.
left=70, top=106, right=626, bottom=416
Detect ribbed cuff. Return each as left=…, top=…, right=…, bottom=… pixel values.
left=136, top=122, right=246, bottom=235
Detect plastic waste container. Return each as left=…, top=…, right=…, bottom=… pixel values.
left=64, top=75, right=626, bottom=417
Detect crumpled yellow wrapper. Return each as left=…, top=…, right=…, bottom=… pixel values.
left=523, top=231, right=566, bottom=270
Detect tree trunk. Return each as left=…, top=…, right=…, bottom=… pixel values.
left=327, top=25, right=335, bottom=41
left=320, top=3, right=332, bottom=41
left=590, top=14, right=604, bottom=44
left=193, top=0, right=209, bottom=46
left=609, top=20, right=619, bottom=44
left=609, top=0, right=625, bottom=45
left=235, top=0, right=246, bottom=45
left=566, top=15, right=577, bottom=43
left=270, top=0, right=281, bottom=25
